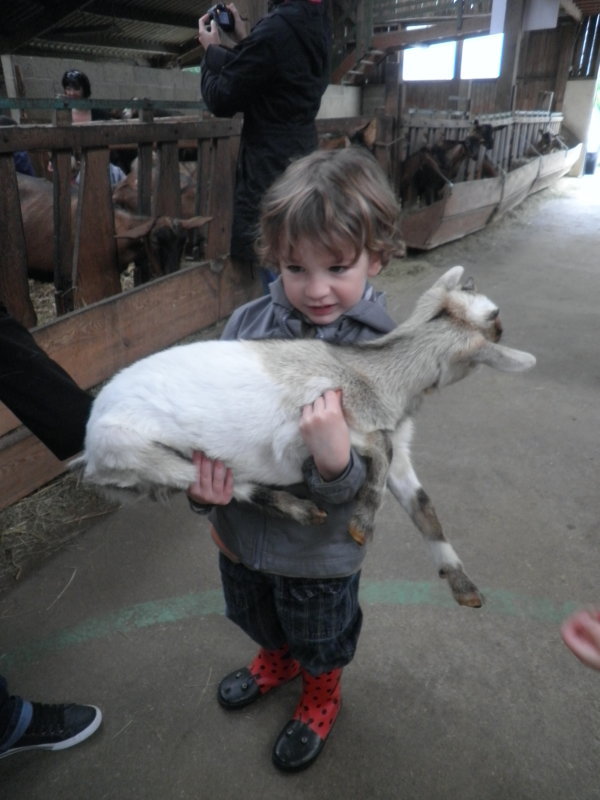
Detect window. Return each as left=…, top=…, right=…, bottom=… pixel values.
left=461, top=34, right=504, bottom=79
left=402, top=41, right=457, bottom=81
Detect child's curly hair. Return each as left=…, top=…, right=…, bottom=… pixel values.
left=257, top=146, right=406, bottom=269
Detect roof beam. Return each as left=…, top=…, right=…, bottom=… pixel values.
left=371, top=14, right=491, bottom=50
left=37, top=32, right=182, bottom=55
left=87, top=1, right=198, bottom=30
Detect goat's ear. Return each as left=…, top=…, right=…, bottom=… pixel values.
left=115, top=218, right=155, bottom=240
left=435, top=266, right=464, bottom=290
left=473, top=343, right=536, bottom=373
left=361, top=119, right=377, bottom=149
left=177, top=216, right=212, bottom=230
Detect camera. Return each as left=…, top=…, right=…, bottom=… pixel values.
left=206, top=3, right=235, bottom=32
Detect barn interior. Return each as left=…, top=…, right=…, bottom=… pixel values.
left=0, top=5, right=600, bottom=796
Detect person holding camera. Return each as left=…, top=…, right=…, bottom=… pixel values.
left=197, top=0, right=331, bottom=289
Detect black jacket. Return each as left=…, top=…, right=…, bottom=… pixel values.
left=201, top=0, right=330, bottom=263
left=0, top=304, right=91, bottom=460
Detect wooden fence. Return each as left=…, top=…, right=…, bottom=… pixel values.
left=0, top=110, right=391, bottom=510
left=399, top=110, right=566, bottom=174
left=0, top=111, right=250, bottom=509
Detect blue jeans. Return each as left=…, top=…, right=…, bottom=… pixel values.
left=219, top=554, right=363, bottom=675
left=0, top=676, right=32, bottom=753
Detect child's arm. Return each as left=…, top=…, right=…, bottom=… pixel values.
left=560, top=608, right=600, bottom=670
left=187, top=390, right=360, bottom=510
left=299, top=389, right=350, bottom=481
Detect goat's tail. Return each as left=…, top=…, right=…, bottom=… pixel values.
left=72, top=423, right=197, bottom=496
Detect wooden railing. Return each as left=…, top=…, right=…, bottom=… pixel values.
left=0, top=108, right=395, bottom=509
left=399, top=110, right=566, bottom=174
left=0, top=109, right=260, bottom=509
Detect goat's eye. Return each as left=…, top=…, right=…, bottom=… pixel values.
left=461, top=277, right=475, bottom=292
left=488, top=308, right=499, bottom=321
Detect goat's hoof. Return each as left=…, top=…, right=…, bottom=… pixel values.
left=456, top=592, right=483, bottom=608
left=348, top=524, right=366, bottom=546
left=309, top=508, right=327, bottom=525
left=441, top=569, right=484, bottom=608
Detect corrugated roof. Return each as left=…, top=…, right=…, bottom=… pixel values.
left=1, top=1, right=202, bottom=68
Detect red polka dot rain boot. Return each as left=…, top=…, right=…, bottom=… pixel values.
left=272, top=667, right=342, bottom=771
left=218, top=645, right=301, bottom=710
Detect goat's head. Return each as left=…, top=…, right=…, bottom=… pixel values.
left=463, top=134, right=483, bottom=160
left=406, top=266, right=536, bottom=389
left=115, top=214, right=211, bottom=278
left=471, top=120, right=495, bottom=151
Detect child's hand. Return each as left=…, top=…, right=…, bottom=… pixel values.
left=560, top=608, right=600, bottom=670
left=300, top=389, right=350, bottom=481
left=187, top=450, right=234, bottom=506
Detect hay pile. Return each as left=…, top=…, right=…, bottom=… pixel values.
left=29, top=267, right=135, bottom=326
left=0, top=474, right=118, bottom=592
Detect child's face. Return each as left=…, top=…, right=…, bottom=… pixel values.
left=279, top=239, right=382, bottom=326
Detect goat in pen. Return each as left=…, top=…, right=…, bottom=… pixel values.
left=75, top=266, right=536, bottom=608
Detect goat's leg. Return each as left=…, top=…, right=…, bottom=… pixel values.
left=387, top=455, right=483, bottom=608
left=348, top=431, right=393, bottom=545
left=236, top=484, right=327, bottom=526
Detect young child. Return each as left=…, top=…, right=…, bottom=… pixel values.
left=187, top=146, right=405, bottom=771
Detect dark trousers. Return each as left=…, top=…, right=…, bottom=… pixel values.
left=0, top=303, right=92, bottom=460
left=0, top=675, right=30, bottom=752
left=219, top=553, right=363, bottom=675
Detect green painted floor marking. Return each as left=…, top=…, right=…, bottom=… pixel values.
left=0, top=580, right=579, bottom=670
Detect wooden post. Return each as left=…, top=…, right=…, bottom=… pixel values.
left=155, top=141, right=182, bottom=219
left=0, top=56, right=19, bottom=122
left=0, top=154, right=36, bottom=327
left=51, top=108, right=76, bottom=315
left=495, top=0, right=525, bottom=112
left=383, top=57, right=402, bottom=192
left=73, top=148, right=122, bottom=306
left=137, top=106, right=154, bottom=217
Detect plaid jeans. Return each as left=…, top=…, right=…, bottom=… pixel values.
left=219, top=553, right=363, bottom=675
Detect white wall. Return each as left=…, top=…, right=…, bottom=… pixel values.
left=563, top=78, right=597, bottom=175
left=11, top=55, right=361, bottom=123
left=12, top=55, right=200, bottom=121
left=317, top=84, right=360, bottom=119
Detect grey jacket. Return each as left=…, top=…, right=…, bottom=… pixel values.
left=210, top=278, right=397, bottom=578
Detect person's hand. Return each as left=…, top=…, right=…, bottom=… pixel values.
left=198, top=12, right=222, bottom=50
left=299, top=389, right=350, bottom=481
left=226, top=3, right=248, bottom=42
left=560, top=608, right=600, bottom=670
left=187, top=450, right=234, bottom=506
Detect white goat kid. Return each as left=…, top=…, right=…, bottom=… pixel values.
left=77, top=266, right=535, bottom=608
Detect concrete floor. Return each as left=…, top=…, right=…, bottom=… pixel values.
left=1, top=171, right=599, bottom=800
